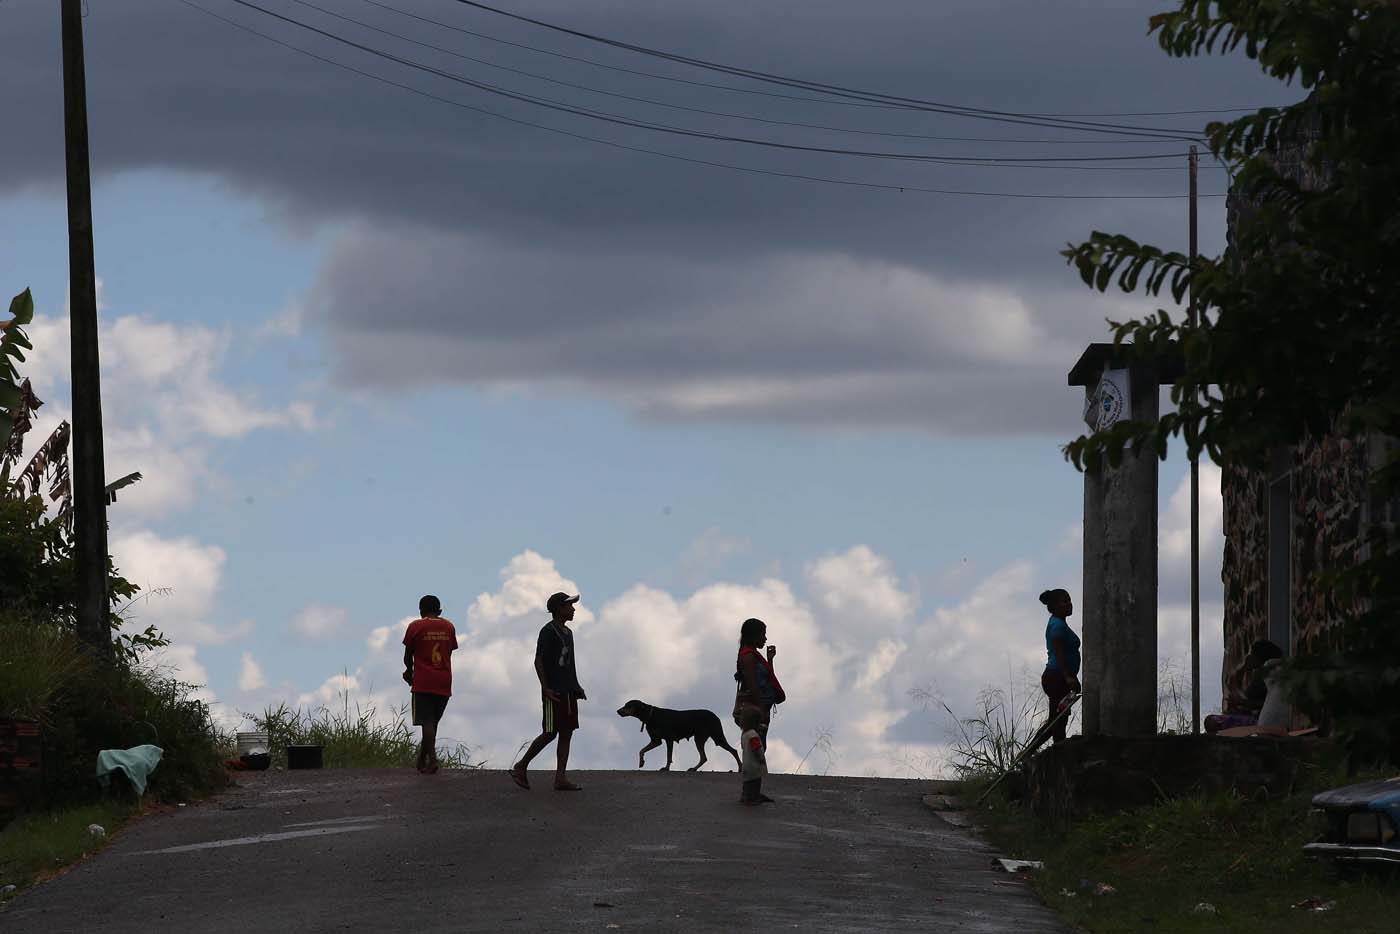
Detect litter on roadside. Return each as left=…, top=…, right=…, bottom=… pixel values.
left=86, top=823, right=105, bottom=838
left=1058, top=889, right=1077, bottom=898
left=1292, top=896, right=1337, bottom=912
left=1193, top=903, right=1217, bottom=914
left=1093, top=882, right=1117, bottom=896
left=992, top=858, right=1044, bottom=872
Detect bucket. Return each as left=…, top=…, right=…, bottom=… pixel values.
left=235, top=731, right=269, bottom=757
left=287, top=744, right=324, bottom=770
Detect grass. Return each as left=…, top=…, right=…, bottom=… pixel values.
left=0, top=619, right=87, bottom=724
left=0, top=800, right=135, bottom=900
left=974, top=775, right=1400, bottom=933
left=246, top=693, right=481, bottom=770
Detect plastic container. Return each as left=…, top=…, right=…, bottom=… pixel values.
left=287, top=744, right=324, bottom=770
left=235, top=731, right=269, bottom=757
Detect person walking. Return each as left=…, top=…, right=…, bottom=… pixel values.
left=509, top=592, right=587, bottom=791
left=733, top=617, right=784, bottom=801
left=401, top=594, right=458, bottom=774
left=1038, top=588, right=1081, bottom=745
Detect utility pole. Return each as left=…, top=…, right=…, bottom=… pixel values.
left=62, top=0, right=112, bottom=666
left=1188, top=145, right=1200, bottom=733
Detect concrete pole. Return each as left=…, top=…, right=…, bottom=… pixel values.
left=62, top=0, right=112, bottom=665
left=1080, top=362, right=1160, bottom=737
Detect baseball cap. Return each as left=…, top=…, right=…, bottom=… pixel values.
left=547, top=592, right=580, bottom=613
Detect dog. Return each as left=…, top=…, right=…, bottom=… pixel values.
left=616, top=700, right=742, bottom=772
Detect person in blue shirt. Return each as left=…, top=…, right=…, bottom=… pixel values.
left=1039, top=588, right=1081, bottom=744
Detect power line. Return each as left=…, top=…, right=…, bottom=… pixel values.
left=225, top=0, right=1199, bottom=169
left=447, top=0, right=1207, bottom=141
left=176, top=0, right=1227, bottom=200
left=360, top=0, right=1262, bottom=131
left=289, top=0, right=1230, bottom=159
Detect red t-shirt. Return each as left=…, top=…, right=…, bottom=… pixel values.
left=403, top=617, right=458, bottom=696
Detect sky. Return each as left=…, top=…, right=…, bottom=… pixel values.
left=1, top=1, right=1294, bottom=776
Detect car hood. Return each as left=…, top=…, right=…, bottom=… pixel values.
left=1313, top=777, right=1400, bottom=809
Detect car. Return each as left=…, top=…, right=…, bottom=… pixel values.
left=1305, top=776, right=1400, bottom=864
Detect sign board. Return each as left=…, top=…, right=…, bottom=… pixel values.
left=1083, top=368, right=1130, bottom=433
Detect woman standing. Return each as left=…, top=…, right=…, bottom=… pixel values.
left=733, top=617, right=784, bottom=749
left=1039, top=589, right=1081, bottom=744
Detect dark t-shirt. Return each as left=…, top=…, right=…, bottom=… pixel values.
left=536, top=622, right=583, bottom=695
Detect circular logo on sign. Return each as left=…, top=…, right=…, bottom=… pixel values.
left=1097, top=378, right=1124, bottom=429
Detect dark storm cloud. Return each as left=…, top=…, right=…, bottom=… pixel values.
left=3, top=1, right=1290, bottom=432
left=308, top=224, right=1139, bottom=435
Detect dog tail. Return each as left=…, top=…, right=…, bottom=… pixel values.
left=706, top=711, right=739, bottom=752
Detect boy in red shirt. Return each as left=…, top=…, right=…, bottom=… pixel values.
left=402, top=595, right=458, bottom=774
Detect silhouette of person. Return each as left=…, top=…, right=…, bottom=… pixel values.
left=1038, top=589, right=1081, bottom=744
left=402, top=594, right=457, bottom=774
left=509, top=592, right=587, bottom=791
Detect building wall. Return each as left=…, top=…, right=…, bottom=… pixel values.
left=1290, top=431, right=1368, bottom=658
left=1220, top=431, right=1368, bottom=704
left=1220, top=463, right=1268, bottom=699
left=1219, top=102, right=1363, bottom=701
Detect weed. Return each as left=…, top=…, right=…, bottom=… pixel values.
left=976, top=770, right=1400, bottom=933
left=245, top=689, right=481, bottom=770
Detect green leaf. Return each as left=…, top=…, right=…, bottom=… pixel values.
left=7, top=288, right=33, bottom=326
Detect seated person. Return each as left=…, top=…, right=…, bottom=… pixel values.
left=1215, top=657, right=1293, bottom=737
left=1204, top=639, right=1284, bottom=734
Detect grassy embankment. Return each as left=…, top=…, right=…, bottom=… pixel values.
left=0, top=801, right=138, bottom=899
left=973, top=770, right=1399, bottom=934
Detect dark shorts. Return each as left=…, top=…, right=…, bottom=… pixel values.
left=542, top=694, right=579, bottom=734
left=411, top=692, right=449, bottom=726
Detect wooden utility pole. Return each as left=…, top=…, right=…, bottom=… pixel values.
left=1188, top=145, right=1200, bottom=733
left=62, top=0, right=112, bottom=665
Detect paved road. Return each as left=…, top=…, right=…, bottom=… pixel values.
left=4, top=769, right=1065, bottom=933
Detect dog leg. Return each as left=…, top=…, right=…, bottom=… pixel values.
left=689, top=736, right=708, bottom=772
left=715, top=731, right=742, bottom=770
left=660, top=740, right=672, bottom=771
left=638, top=738, right=661, bottom=769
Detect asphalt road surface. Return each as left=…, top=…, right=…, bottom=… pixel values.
left=4, top=769, right=1066, bottom=933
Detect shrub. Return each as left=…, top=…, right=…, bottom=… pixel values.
left=246, top=694, right=480, bottom=770
left=0, top=615, right=87, bottom=725
left=8, top=657, right=229, bottom=809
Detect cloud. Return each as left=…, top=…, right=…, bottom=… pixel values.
left=109, top=529, right=252, bottom=645
left=806, top=545, right=915, bottom=628
left=290, top=604, right=350, bottom=638
left=0, top=1, right=1289, bottom=434
left=311, top=228, right=1109, bottom=434
left=467, top=550, right=594, bottom=631
left=239, top=652, right=268, bottom=692
left=20, top=304, right=317, bottom=518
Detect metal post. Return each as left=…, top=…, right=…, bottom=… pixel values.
left=62, top=0, right=112, bottom=665
left=1188, top=145, right=1200, bottom=733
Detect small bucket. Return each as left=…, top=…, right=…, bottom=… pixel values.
left=287, top=744, right=324, bottom=770
left=236, top=731, right=269, bottom=757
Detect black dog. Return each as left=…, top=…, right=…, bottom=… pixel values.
left=616, top=700, right=742, bottom=772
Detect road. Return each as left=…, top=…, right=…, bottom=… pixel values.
left=3, top=769, right=1065, bottom=933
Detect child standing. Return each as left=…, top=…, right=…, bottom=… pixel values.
left=738, top=706, right=772, bottom=805
left=402, top=594, right=458, bottom=774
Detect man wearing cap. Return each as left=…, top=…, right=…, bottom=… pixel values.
left=509, top=592, right=587, bottom=791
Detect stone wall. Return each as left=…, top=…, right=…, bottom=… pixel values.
left=1220, top=463, right=1268, bottom=698
left=1291, top=430, right=1368, bottom=658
